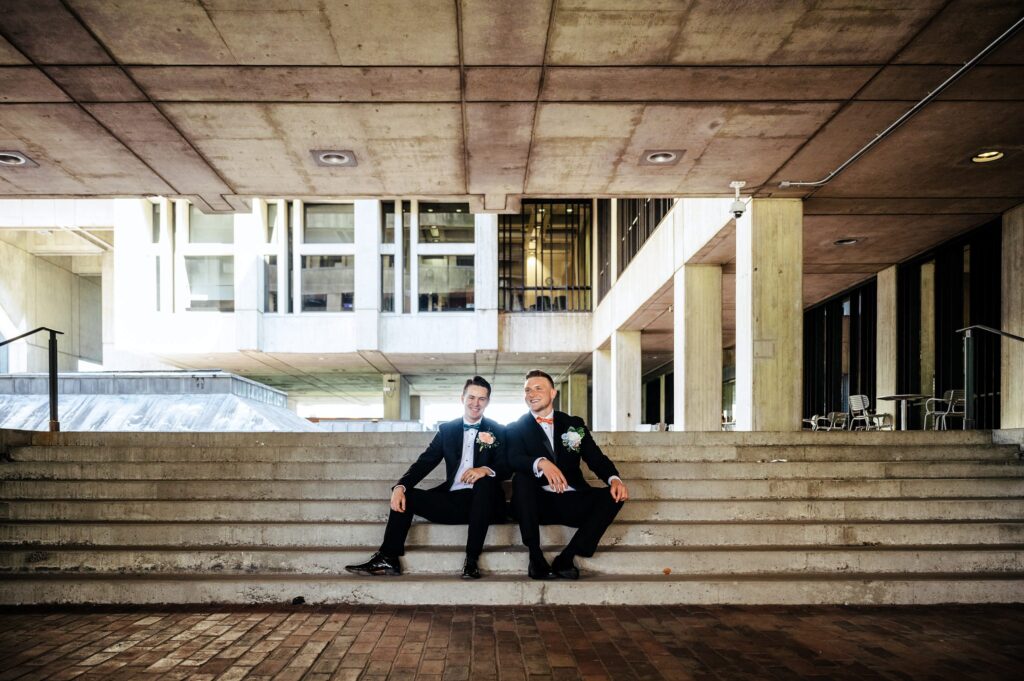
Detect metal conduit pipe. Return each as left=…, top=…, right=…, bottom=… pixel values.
left=779, top=13, right=1024, bottom=189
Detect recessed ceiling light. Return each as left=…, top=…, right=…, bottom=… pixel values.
left=0, top=151, right=36, bottom=167
left=834, top=238, right=859, bottom=246
left=642, top=149, right=684, bottom=166
left=311, top=149, right=357, bottom=167
left=455, top=208, right=463, bottom=213
left=318, top=356, right=326, bottom=360
left=428, top=356, right=437, bottom=360
left=566, top=207, right=573, bottom=213
left=972, top=150, right=1004, bottom=163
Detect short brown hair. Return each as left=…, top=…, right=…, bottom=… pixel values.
left=463, top=375, right=492, bottom=397
left=525, top=369, right=555, bottom=388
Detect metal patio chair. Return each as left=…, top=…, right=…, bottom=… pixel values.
left=849, top=394, right=893, bottom=431
left=925, top=389, right=966, bottom=430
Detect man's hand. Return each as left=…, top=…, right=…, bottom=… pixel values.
left=610, top=478, right=629, bottom=502
left=539, top=459, right=569, bottom=493
left=460, top=466, right=491, bottom=484
left=390, top=486, right=406, bottom=513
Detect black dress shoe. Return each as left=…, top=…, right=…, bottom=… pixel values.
left=344, top=552, right=401, bottom=576
left=528, top=554, right=553, bottom=580
left=551, top=556, right=580, bottom=580
left=462, top=556, right=482, bottom=580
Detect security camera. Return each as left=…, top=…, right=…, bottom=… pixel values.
left=729, top=180, right=747, bottom=220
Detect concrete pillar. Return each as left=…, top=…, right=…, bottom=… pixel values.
left=354, top=200, right=381, bottom=349
left=673, top=264, right=723, bottom=431
left=920, top=262, right=936, bottom=399
left=609, top=199, right=618, bottom=281
left=100, top=250, right=114, bottom=366
left=591, top=346, right=611, bottom=431
left=610, top=329, right=641, bottom=431
left=734, top=199, right=803, bottom=431
left=1002, top=204, right=1024, bottom=428
left=565, top=373, right=589, bottom=423
left=876, top=265, right=898, bottom=424
left=234, top=202, right=261, bottom=351
left=474, top=213, right=499, bottom=350
left=383, top=373, right=411, bottom=421
left=113, top=200, right=154, bottom=350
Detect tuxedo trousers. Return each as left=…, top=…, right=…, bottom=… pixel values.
left=379, top=476, right=505, bottom=557
left=510, top=474, right=624, bottom=557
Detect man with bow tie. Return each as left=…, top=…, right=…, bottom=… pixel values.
left=345, top=376, right=507, bottom=579
left=507, top=370, right=628, bottom=580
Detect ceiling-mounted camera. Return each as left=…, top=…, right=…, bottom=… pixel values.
left=729, top=181, right=747, bottom=219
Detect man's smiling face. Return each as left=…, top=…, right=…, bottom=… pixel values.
left=462, top=384, right=489, bottom=422
left=524, top=376, right=556, bottom=415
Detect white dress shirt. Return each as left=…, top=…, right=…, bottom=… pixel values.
left=531, top=411, right=622, bottom=492
left=450, top=419, right=495, bottom=491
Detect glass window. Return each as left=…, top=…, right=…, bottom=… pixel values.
left=301, top=255, right=354, bottom=311
left=304, top=203, right=354, bottom=243
left=264, top=255, right=278, bottom=313
left=381, top=255, right=395, bottom=312
left=418, top=255, right=474, bottom=312
left=184, top=256, right=234, bottom=312
left=151, top=202, right=161, bottom=244
left=266, top=202, right=279, bottom=244
left=189, top=205, right=234, bottom=244
left=419, top=202, right=473, bottom=243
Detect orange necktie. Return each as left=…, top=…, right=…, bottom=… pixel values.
left=535, top=416, right=553, bottom=425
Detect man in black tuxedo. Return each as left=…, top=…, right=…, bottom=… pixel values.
left=345, top=376, right=507, bottom=579
left=507, top=370, right=628, bottom=580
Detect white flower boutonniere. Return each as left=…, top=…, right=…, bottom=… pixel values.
left=561, top=426, right=585, bottom=453
left=476, top=431, right=498, bottom=450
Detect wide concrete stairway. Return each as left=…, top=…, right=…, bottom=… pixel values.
left=1, top=429, right=1023, bottom=605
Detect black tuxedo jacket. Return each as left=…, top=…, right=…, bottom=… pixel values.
left=395, top=417, right=508, bottom=491
left=507, top=411, right=618, bottom=491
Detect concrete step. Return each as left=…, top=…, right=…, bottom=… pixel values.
left=4, top=545, right=1022, bottom=576
left=4, top=460, right=1023, bottom=481
left=6, top=520, right=1024, bottom=549
left=9, top=443, right=1019, bottom=463
left=4, top=477, right=1024, bottom=500
left=28, top=430, right=999, bottom=448
left=2, top=572, right=1022, bottom=605
left=4, top=498, right=1022, bottom=522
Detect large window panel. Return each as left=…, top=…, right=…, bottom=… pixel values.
left=188, top=206, right=234, bottom=244
left=304, top=204, right=355, bottom=243
left=301, top=255, right=354, bottom=312
left=263, top=255, right=278, bottom=313
left=418, top=255, right=474, bottom=312
left=184, top=256, right=234, bottom=312
left=381, top=255, right=395, bottom=312
left=419, top=202, right=474, bottom=243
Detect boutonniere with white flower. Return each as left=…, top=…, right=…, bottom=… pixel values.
left=476, top=430, right=498, bottom=450
left=561, top=426, right=585, bottom=453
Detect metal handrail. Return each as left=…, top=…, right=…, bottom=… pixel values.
left=0, top=327, right=64, bottom=432
left=955, top=325, right=1023, bottom=429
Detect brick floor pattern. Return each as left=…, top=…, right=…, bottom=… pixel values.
left=0, top=605, right=1022, bottom=681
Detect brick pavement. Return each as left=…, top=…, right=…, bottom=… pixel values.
left=0, top=605, right=1021, bottom=680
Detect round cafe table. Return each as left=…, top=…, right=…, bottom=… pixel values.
left=877, top=394, right=929, bottom=430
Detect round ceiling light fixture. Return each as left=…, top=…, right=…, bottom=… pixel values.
left=311, top=149, right=357, bottom=167
left=834, top=238, right=859, bottom=246
left=971, top=150, right=1004, bottom=163
left=646, top=151, right=677, bottom=164
left=0, top=151, right=34, bottom=167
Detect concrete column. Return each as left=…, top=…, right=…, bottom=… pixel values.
left=1002, top=204, right=1024, bottom=428
left=172, top=199, right=189, bottom=313
left=734, top=199, right=803, bottom=431
left=565, top=373, right=589, bottom=423
left=609, top=199, right=618, bottom=281
left=591, top=346, right=611, bottom=431
left=920, top=262, right=936, bottom=399
left=354, top=200, right=381, bottom=349
left=100, top=250, right=114, bottom=366
left=113, top=200, right=154, bottom=350
left=673, top=264, right=723, bottom=430
left=291, top=200, right=303, bottom=315
left=610, top=329, right=641, bottom=431
left=474, top=213, right=499, bottom=350
left=233, top=203, right=261, bottom=351
left=876, top=265, right=898, bottom=424
left=383, top=373, right=411, bottom=420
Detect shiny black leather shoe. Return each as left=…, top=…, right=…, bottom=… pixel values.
left=551, top=556, right=580, bottom=580
left=344, top=552, right=401, bottom=576
left=528, top=554, right=553, bottom=580
left=461, top=556, right=482, bottom=580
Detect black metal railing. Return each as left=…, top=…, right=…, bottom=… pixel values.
left=0, top=327, right=64, bottom=432
left=957, top=325, right=1024, bottom=429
